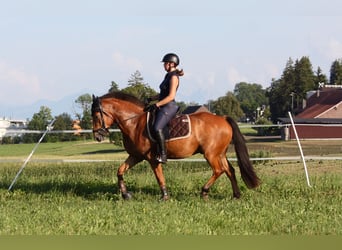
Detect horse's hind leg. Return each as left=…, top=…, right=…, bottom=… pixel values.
left=201, top=155, right=225, bottom=199
left=201, top=155, right=241, bottom=199
left=225, top=159, right=241, bottom=198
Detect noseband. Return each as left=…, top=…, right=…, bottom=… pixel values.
left=92, top=98, right=111, bottom=136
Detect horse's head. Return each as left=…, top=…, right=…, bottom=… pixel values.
left=92, top=92, right=146, bottom=142
left=91, top=94, right=112, bottom=142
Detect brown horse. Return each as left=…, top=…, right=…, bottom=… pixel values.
left=91, top=92, right=260, bottom=200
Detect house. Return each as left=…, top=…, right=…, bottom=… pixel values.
left=182, top=105, right=210, bottom=114
left=297, top=86, right=342, bottom=119
left=279, top=86, right=342, bottom=139
left=0, top=118, right=27, bottom=141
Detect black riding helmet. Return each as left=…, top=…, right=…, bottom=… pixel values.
left=161, top=53, right=180, bottom=66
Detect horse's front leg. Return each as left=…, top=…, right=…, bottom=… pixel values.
left=150, top=161, right=169, bottom=201
left=117, top=155, right=142, bottom=200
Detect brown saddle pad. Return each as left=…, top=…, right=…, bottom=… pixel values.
left=147, top=112, right=191, bottom=141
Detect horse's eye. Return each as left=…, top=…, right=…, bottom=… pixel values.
left=93, top=114, right=99, bottom=122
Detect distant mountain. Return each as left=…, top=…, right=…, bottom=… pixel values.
left=0, top=91, right=91, bottom=120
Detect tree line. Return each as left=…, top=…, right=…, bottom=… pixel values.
left=3, top=57, right=342, bottom=144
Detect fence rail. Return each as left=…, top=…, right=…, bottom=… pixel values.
left=5, top=122, right=342, bottom=135
left=4, top=129, right=120, bottom=134
left=3, top=124, right=342, bottom=163
left=2, top=156, right=342, bottom=164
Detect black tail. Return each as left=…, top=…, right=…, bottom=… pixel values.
left=226, top=116, right=260, bottom=189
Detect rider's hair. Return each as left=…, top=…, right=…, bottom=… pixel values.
left=175, top=68, right=184, bottom=76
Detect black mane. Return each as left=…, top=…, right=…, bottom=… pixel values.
left=100, top=91, right=145, bottom=108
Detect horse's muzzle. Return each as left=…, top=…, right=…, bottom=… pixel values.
left=93, top=128, right=109, bottom=142
left=94, top=133, right=104, bottom=142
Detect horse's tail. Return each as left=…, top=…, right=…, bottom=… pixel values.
left=226, top=116, right=260, bottom=189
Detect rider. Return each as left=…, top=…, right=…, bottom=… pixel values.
left=145, top=53, right=184, bottom=163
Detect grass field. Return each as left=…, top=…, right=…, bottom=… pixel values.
left=0, top=139, right=342, bottom=235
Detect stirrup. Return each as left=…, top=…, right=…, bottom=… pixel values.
left=156, top=154, right=167, bottom=163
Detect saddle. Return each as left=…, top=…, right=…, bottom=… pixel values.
left=147, top=112, right=191, bottom=142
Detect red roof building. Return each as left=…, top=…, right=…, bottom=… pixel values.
left=296, top=87, right=342, bottom=119
left=279, top=86, right=342, bottom=140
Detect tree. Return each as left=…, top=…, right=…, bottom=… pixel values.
left=128, top=70, right=144, bottom=86
left=122, top=70, right=157, bottom=100
left=267, top=78, right=291, bottom=123
left=176, top=100, right=187, bottom=113
left=108, top=81, right=120, bottom=93
left=211, top=91, right=244, bottom=120
left=23, top=106, right=53, bottom=143
left=282, top=57, right=296, bottom=85
left=282, top=57, right=297, bottom=104
left=280, top=57, right=297, bottom=111
left=329, top=59, right=342, bottom=85
left=234, top=82, right=268, bottom=121
left=50, top=113, right=74, bottom=142
left=75, top=94, right=92, bottom=115
left=267, top=56, right=317, bottom=122
left=266, top=58, right=296, bottom=122
left=75, top=94, right=92, bottom=130
left=293, top=56, right=315, bottom=108
left=314, top=66, right=328, bottom=87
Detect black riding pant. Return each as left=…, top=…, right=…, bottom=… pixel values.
left=153, top=101, right=179, bottom=131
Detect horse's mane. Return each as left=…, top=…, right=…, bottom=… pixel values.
left=101, top=91, right=145, bottom=108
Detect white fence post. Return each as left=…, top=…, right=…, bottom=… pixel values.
left=8, top=119, right=56, bottom=191
left=288, top=112, right=312, bottom=187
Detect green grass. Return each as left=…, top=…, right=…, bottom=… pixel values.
left=238, top=125, right=258, bottom=136
left=0, top=140, right=128, bottom=160
left=1, top=140, right=342, bottom=235
left=2, top=139, right=342, bottom=162
left=0, top=159, right=342, bottom=235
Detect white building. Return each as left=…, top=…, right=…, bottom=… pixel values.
left=0, top=118, right=27, bottom=141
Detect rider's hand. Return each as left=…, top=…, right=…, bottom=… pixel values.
left=144, top=97, right=152, bottom=105
left=144, top=103, right=158, bottom=112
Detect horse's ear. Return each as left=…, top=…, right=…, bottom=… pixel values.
left=92, top=94, right=100, bottom=104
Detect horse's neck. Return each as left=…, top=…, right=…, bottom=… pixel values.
left=106, top=100, right=142, bottom=122
left=118, top=111, right=141, bottom=124
left=103, top=98, right=145, bottom=135
left=113, top=105, right=145, bottom=133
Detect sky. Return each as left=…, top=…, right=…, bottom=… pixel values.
left=1, top=0, right=342, bottom=119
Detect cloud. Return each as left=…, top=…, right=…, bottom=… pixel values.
left=256, top=63, right=280, bottom=87
left=327, top=38, right=342, bottom=60
left=310, top=35, right=342, bottom=62
left=0, top=61, right=41, bottom=104
left=226, top=67, right=248, bottom=85
left=112, top=51, right=143, bottom=73
left=264, top=64, right=280, bottom=79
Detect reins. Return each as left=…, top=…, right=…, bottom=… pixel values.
left=117, top=112, right=146, bottom=124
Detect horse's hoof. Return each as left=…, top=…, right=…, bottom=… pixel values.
left=122, top=192, right=132, bottom=200
left=160, top=195, right=169, bottom=201
left=200, top=190, right=209, bottom=200
left=201, top=194, right=209, bottom=201
left=233, top=192, right=241, bottom=199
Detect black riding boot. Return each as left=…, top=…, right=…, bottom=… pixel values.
left=155, top=129, right=167, bottom=163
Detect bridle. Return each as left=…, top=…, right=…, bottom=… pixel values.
left=92, top=99, right=112, bottom=136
